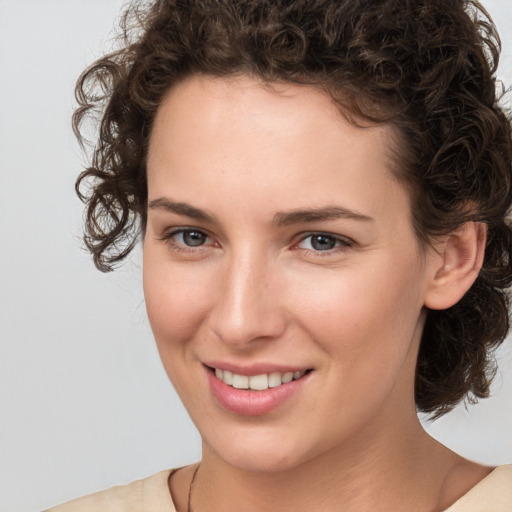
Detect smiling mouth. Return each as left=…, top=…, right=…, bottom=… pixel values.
left=209, top=367, right=311, bottom=391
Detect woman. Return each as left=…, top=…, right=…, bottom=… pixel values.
left=47, top=0, right=512, bottom=510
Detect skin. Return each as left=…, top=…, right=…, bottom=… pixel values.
left=143, top=75, right=489, bottom=511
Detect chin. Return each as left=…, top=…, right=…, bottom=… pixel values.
left=217, top=448, right=303, bottom=474
left=201, top=425, right=323, bottom=474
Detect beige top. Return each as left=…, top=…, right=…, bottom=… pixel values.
left=45, top=465, right=512, bottom=512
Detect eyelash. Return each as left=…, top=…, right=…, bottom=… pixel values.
left=294, top=232, right=353, bottom=255
left=159, top=228, right=215, bottom=254
left=159, top=228, right=353, bottom=256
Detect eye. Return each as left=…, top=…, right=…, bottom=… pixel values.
left=296, top=233, right=351, bottom=252
left=161, top=228, right=213, bottom=250
left=175, top=229, right=208, bottom=247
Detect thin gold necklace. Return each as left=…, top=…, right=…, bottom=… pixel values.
left=187, top=464, right=200, bottom=512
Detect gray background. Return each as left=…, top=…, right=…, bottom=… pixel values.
left=0, top=1, right=511, bottom=511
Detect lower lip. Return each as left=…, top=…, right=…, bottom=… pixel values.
left=206, top=368, right=310, bottom=416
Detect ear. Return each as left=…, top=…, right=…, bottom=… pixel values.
left=424, top=222, right=487, bottom=310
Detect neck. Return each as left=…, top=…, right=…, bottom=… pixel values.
left=193, top=411, right=459, bottom=512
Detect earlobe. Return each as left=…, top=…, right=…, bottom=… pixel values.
left=424, top=222, right=487, bottom=310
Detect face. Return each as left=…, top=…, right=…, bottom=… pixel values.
left=144, top=75, right=435, bottom=473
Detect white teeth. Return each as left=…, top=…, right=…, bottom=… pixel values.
left=282, top=372, right=294, bottom=383
left=214, top=368, right=307, bottom=390
left=223, top=370, right=233, bottom=385
left=232, top=374, right=249, bottom=389
left=249, top=374, right=268, bottom=391
left=268, top=372, right=282, bottom=388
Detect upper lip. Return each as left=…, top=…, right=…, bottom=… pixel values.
left=203, top=361, right=312, bottom=376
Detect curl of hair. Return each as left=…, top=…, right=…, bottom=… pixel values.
left=74, top=0, right=512, bottom=417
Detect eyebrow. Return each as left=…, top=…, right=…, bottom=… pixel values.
left=273, top=206, right=374, bottom=226
left=148, top=198, right=216, bottom=223
left=148, top=198, right=373, bottom=226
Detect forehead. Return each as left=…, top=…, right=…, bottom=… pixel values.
left=147, top=74, right=409, bottom=224
left=149, top=75, right=351, bottom=159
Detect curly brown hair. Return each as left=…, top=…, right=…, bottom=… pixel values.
left=73, top=0, right=512, bottom=418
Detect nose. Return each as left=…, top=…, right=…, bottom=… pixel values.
left=209, top=249, right=287, bottom=349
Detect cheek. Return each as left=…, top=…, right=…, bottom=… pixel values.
left=290, top=264, right=425, bottom=428
left=143, top=251, right=211, bottom=352
left=143, top=256, right=215, bottom=404
left=288, top=256, right=425, bottom=366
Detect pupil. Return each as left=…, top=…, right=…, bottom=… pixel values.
left=184, top=231, right=206, bottom=246
left=311, top=235, right=335, bottom=251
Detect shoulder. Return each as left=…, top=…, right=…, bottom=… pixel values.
left=44, top=469, right=175, bottom=512
left=445, top=465, right=512, bottom=512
